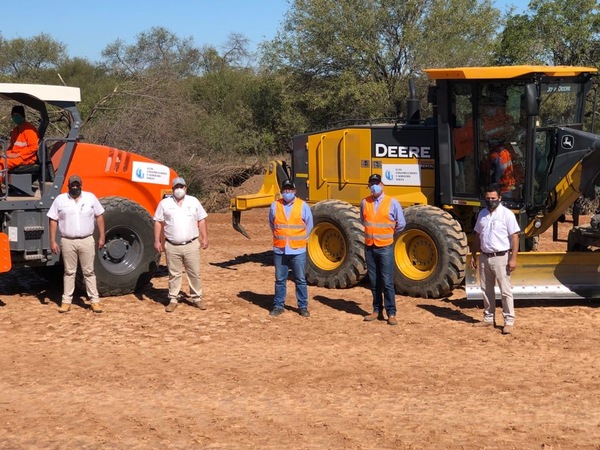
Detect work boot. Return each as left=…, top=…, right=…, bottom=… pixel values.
left=269, top=308, right=284, bottom=317
left=192, top=300, right=207, bottom=310
left=299, top=308, right=310, bottom=318
left=363, top=311, right=384, bottom=322
left=502, top=325, right=514, bottom=335
left=90, top=303, right=103, bottom=314
left=165, top=302, right=178, bottom=313
left=387, top=315, right=398, bottom=326
left=58, top=303, right=71, bottom=314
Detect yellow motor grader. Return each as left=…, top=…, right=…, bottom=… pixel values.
left=231, top=66, right=600, bottom=300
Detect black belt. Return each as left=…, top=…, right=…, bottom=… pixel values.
left=166, top=237, right=197, bottom=246
left=483, top=250, right=509, bottom=257
left=63, top=235, right=92, bottom=240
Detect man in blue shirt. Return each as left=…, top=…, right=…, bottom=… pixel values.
left=268, top=179, right=314, bottom=317
left=360, top=174, right=406, bottom=326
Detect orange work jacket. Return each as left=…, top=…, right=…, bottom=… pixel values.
left=273, top=198, right=308, bottom=249
left=488, top=147, right=516, bottom=194
left=482, top=109, right=513, bottom=141
left=8, top=122, right=39, bottom=164
left=363, top=195, right=395, bottom=247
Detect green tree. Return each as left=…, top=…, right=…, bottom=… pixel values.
left=101, top=26, right=202, bottom=77
left=0, top=33, right=67, bottom=81
left=497, top=0, right=600, bottom=66
left=262, top=0, right=500, bottom=129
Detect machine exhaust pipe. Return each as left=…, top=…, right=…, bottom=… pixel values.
left=406, top=78, right=420, bottom=124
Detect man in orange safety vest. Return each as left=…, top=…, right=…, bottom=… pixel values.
left=268, top=179, right=314, bottom=318
left=360, top=173, right=406, bottom=326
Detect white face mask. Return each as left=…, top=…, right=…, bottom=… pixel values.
left=173, top=188, right=185, bottom=200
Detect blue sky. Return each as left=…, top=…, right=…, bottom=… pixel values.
left=1, top=0, right=527, bottom=62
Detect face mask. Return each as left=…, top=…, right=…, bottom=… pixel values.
left=173, top=188, right=185, bottom=200
left=369, top=184, right=383, bottom=196
left=12, top=115, right=24, bottom=126
left=69, top=186, right=82, bottom=198
left=485, top=199, right=500, bottom=210
left=282, top=192, right=295, bottom=203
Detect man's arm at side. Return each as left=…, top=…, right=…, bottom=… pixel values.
left=96, top=214, right=105, bottom=249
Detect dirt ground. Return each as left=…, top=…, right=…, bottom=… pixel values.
left=0, top=207, right=599, bottom=449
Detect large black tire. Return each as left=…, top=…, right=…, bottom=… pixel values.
left=306, top=200, right=367, bottom=288
left=395, top=205, right=467, bottom=298
left=92, top=196, right=159, bottom=296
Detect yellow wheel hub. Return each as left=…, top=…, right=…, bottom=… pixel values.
left=396, top=229, right=438, bottom=280
left=308, top=223, right=346, bottom=271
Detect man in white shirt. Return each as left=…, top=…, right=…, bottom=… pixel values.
left=154, top=177, right=209, bottom=312
left=48, top=175, right=106, bottom=313
left=470, top=184, right=520, bottom=334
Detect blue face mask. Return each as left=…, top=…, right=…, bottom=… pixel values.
left=282, top=192, right=295, bottom=203
left=369, top=184, right=382, bottom=196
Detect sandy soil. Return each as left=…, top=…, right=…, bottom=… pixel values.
left=0, top=207, right=599, bottom=449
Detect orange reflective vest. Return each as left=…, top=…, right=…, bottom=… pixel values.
left=363, top=195, right=395, bottom=247
left=489, top=148, right=515, bottom=194
left=8, top=122, right=39, bottom=164
left=273, top=198, right=307, bottom=249
left=482, top=109, right=513, bottom=141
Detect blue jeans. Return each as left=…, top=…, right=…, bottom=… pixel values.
left=273, top=252, right=308, bottom=310
left=365, top=244, right=396, bottom=316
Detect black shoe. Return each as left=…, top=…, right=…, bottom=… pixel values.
left=299, top=308, right=310, bottom=317
left=269, top=308, right=284, bottom=317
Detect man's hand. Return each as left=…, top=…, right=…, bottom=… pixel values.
left=470, top=254, right=478, bottom=270
left=508, top=256, right=517, bottom=272
left=50, top=241, right=60, bottom=255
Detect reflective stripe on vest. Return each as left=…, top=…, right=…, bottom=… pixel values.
left=363, top=195, right=395, bottom=246
left=273, top=198, right=307, bottom=249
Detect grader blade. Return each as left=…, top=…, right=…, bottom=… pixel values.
left=466, top=252, right=600, bottom=300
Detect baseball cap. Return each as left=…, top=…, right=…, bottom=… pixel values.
left=11, top=105, right=25, bottom=117
left=368, top=174, right=382, bottom=185
left=68, top=174, right=82, bottom=185
left=172, top=177, right=186, bottom=188
left=281, top=179, right=296, bottom=191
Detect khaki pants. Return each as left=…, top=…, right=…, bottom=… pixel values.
left=479, top=253, right=515, bottom=325
left=165, top=240, right=202, bottom=302
left=61, top=235, right=100, bottom=303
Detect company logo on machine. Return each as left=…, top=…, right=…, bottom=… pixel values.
left=132, top=161, right=170, bottom=185
left=384, top=170, right=394, bottom=181
left=561, top=135, right=574, bottom=149
left=374, top=143, right=432, bottom=159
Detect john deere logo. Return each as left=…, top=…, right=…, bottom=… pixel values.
left=561, top=135, right=574, bottom=149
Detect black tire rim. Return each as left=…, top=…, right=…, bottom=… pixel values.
left=99, top=225, right=145, bottom=276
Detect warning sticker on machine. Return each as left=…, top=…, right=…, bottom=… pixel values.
left=131, top=162, right=170, bottom=185
left=382, top=164, right=421, bottom=185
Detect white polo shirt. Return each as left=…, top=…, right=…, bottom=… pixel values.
left=474, top=203, right=520, bottom=253
left=154, top=195, right=208, bottom=244
left=47, top=191, right=105, bottom=238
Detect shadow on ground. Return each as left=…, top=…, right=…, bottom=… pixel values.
left=313, top=295, right=368, bottom=317
left=210, top=251, right=273, bottom=270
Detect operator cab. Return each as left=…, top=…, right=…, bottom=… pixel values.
left=429, top=66, right=598, bottom=215
left=449, top=80, right=526, bottom=208
left=0, top=83, right=81, bottom=198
